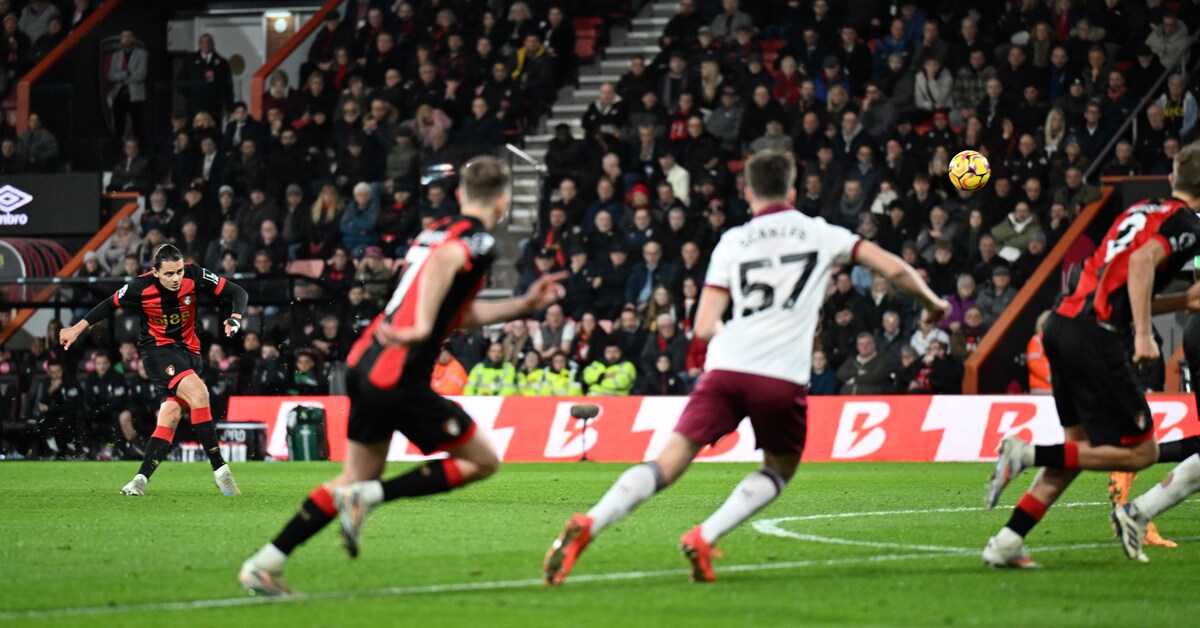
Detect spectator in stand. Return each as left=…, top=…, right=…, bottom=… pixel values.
left=991, top=200, right=1043, bottom=260
left=661, top=0, right=703, bottom=53
left=28, top=14, right=63, bottom=65
left=516, top=247, right=562, bottom=297
left=106, top=138, right=150, bottom=193
left=106, top=30, right=147, bottom=142
left=431, top=344, right=468, bottom=396
left=465, top=341, right=517, bottom=396
left=639, top=312, right=688, bottom=376
left=304, top=10, right=353, bottom=81
left=970, top=234, right=1007, bottom=287
left=625, top=241, right=677, bottom=311
left=808, top=349, right=837, bottom=395
left=635, top=353, right=686, bottom=395
left=1157, top=73, right=1198, bottom=139
left=68, top=0, right=93, bottom=31
left=583, top=341, right=637, bottom=397
left=17, top=112, right=58, bottom=172
left=534, top=304, right=575, bottom=360
left=942, top=273, right=977, bottom=334
left=510, top=33, right=552, bottom=124
left=297, top=183, right=344, bottom=260
left=0, top=137, right=22, bottom=173
left=1102, top=139, right=1143, bottom=178
left=837, top=332, right=894, bottom=395
left=913, top=55, right=954, bottom=116
left=975, top=266, right=1018, bottom=328
left=180, top=33, right=233, bottom=119
left=875, top=310, right=908, bottom=363
left=910, top=314, right=950, bottom=356
left=353, top=246, right=391, bottom=305
left=96, top=216, right=140, bottom=273
left=1051, top=166, right=1102, bottom=215
left=1146, top=13, right=1189, bottom=68
left=204, top=220, right=252, bottom=272
left=286, top=350, right=327, bottom=396
left=907, top=339, right=962, bottom=393
left=262, top=71, right=293, bottom=119
left=454, top=97, right=503, bottom=152
left=18, top=0, right=58, bottom=42
left=516, top=352, right=547, bottom=396
left=339, top=182, right=380, bottom=257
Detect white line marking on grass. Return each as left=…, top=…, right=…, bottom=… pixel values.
left=2, top=501, right=1190, bottom=621
left=752, top=501, right=1112, bottom=553
left=0, top=552, right=946, bottom=621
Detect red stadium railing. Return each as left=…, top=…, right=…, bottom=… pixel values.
left=14, top=0, right=125, bottom=134
left=963, top=187, right=1114, bottom=394
left=249, top=0, right=344, bottom=120
left=0, top=195, right=139, bottom=346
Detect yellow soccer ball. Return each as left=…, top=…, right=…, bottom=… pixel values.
left=948, top=149, right=991, bottom=191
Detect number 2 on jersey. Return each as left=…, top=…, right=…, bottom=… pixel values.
left=1105, top=212, right=1148, bottom=263
left=738, top=252, right=817, bottom=316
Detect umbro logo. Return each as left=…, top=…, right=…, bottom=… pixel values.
left=0, top=185, right=32, bottom=225
left=0, top=185, right=32, bottom=213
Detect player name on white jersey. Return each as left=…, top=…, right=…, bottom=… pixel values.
left=703, top=206, right=860, bottom=386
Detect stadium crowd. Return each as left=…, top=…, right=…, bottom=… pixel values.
left=3, top=0, right=1200, bottom=458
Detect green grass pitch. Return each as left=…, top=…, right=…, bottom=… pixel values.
left=1, top=461, right=1197, bottom=626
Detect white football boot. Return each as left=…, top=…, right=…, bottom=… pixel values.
left=121, top=474, right=148, bottom=496
left=214, top=464, right=242, bottom=496
left=982, top=528, right=1041, bottom=569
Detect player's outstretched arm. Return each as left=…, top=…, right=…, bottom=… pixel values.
left=376, top=243, right=468, bottom=347
left=218, top=280, right=249, bottom=337
left=62, top=292, right=123, bottom=349
left=693, top=287, right=731, bottom=341
left=1129, top=238, right=1169, bottom=364
left=854, top=240, right=951, bottom=323
left=462, top=271, right=568, bottom=328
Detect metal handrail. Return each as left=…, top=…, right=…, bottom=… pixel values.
left=1083, top=28, right=1200, bottom=182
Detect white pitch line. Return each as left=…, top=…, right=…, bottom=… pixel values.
left=0, top=552, right=946, bottom=621
left=2, top=500, right=1191, bottom=621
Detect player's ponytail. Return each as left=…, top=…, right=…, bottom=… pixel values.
left=152, top=244, right=184, bottom=269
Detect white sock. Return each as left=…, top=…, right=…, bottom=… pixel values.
left=699, top=469, right=786, bottom=544
left=251, top=543, right=287, bottom=572
left=360, top=480, right=384, bottom=507
left=587, top=463, right=665, bottom=534
left=1131, top=454, right=1200, bottom=520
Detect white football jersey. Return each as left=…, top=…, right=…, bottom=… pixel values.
left=703, top=206, right=860, bottom=385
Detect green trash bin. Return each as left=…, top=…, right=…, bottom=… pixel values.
left=286, top=406, right=329, bottom=461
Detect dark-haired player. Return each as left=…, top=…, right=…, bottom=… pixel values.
left=985, top=142, right=1200, bottom=567
left=240, top=156, right=566, bottom=596
left=60, top=244, right=249, bottom=496
left=543, top=151, right=950, bottom=585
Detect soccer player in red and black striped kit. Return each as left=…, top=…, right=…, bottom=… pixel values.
left=60, top=244, right=249, bottom=496
left=240, top=157, right=567, bottom=596
left=983, top=142, right=1200, bottom=567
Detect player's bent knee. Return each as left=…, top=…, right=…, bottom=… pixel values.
left=471, top=453, right=501, bottom=480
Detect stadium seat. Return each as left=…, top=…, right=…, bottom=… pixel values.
left=286, top=260, right=324, bottom=279
left=576, top=37, right=598, bottom=63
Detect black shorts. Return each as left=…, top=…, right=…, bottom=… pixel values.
left=1044, top=313, right=1154, bottom=446
left=345, top=366, right=477, bottom=454
left=141, top=344, right=203, bottom=400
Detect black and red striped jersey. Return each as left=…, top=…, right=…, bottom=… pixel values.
left=347, top=215, right=497, bottom=390
left=1057, top=198, right=1200, bottom=330
left=110, top=263, right=230, bottom=354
